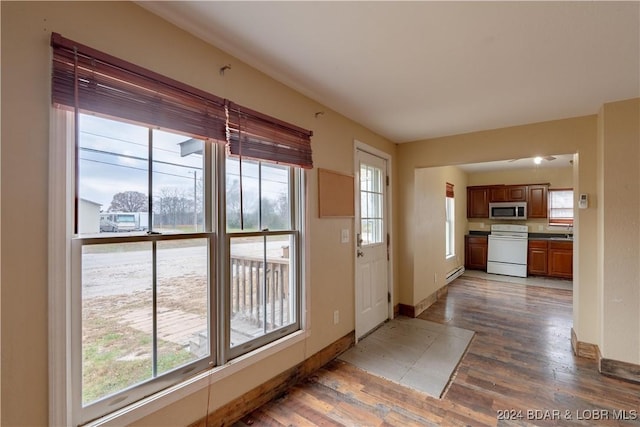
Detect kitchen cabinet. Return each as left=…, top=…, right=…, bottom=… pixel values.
left=467, top=187, right=489, bottom=218
left=490, top=185, right=528, bottom=202
left=527, top=240, right=548, bottom=276
left=527, top=185, right=548, bottom=218
left=468, top=183, right=548, bottom=218
left=465, top=235, right=488, bottom=270
left=548, top=240, right=573, bottom=279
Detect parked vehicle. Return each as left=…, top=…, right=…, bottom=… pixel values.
left=99, top=217, right=118, bottom=232
left=100, top=212, right=149, bottom=232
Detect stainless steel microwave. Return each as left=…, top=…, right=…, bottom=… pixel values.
left=489, top=202, right=527, bottom=220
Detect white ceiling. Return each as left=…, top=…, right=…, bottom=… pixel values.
left=457, top=153, right=574, bottom=173
left=140, top=1, right=639, bottom=143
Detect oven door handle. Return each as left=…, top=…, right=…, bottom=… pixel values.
left=489, top=236, right=527, bottom=242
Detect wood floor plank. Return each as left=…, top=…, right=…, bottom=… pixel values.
left=232, top=276, right=640, bottom=427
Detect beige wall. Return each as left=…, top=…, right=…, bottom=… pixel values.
left=598, top=98, right=640, bottom=364
left=399, top=104, right=640, bottom=365
left=0, top=2, right=397, bottom=426
left=397, top=115, right=604, bottom=349
left=413, top=167, right=467, bottom=306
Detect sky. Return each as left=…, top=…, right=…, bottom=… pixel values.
left=79, top=114, right=289, bottom=212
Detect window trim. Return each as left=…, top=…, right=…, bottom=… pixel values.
left=221, top=158, right=303, bottom=361
left=49, top=111, right=310, bottom=427
left=548, top=188, right=574, bottom=227
left=49, top=33, right=313, bottom=425
left=445, top=196, right=455, bottom=259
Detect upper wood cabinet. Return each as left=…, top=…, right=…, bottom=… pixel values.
left=527, top=185, right=548, bottom=218
left=467, top=183, right=549, bottom=219
left=467, top=187, right=489, bottom=218
left=490, top=185, right=527, bottom=202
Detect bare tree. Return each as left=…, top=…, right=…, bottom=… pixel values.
left=109, top=191, right=148, bottom=212
left=156, top=187, right=193, bottom=228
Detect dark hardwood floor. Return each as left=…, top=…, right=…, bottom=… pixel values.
left=233, top=276, right=640, bottom=426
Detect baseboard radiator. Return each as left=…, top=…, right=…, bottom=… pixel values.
left=446, top=266, right=465, bottom=284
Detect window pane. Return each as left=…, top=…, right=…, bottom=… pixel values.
left=549, top=190, right=574, bottom=224
left=227, top=159, right=291, bottom=232
left=229, top=234, right=295, bottom=348
left=550, top=190, right=573, bottom=209
left=79, top=115, right=148, bottom=236
left=226, top=158, right=260, bottom=231
left=82, top=242, right=153, bottom=405
left=360, top=163, right=384, bottom=245
left=260, top=163, right=291, bottom=231
left=360, top=193, right=369, bottom=219
left=156, top=239, right=209, bottom=373
left=153, top=131, right=204, bottom=234
left=446, top=197, right=455, bottom=257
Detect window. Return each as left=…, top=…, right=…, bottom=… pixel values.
left=548, top=188, right=574, bottom=226
left=446, top=183, right=455, bottom=258
left=50, top=33, right=310, bottom=424
left=359, top=164, right=384, bottom=245
left=226, top=158, right=300, bottom=357
left=76, top=115, right=211, bottom=418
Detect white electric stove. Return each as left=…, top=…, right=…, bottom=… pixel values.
left=487, top=224, right=528, bottom=278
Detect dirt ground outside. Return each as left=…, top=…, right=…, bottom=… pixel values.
left=81, top=237, right=291, bottom=404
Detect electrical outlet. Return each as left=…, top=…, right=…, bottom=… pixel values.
left=341, top=229, right=349, bottom=244
left=333, top=310, right=339, bottom=325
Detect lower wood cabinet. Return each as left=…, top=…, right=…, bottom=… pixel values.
left=527, top=240, right=548, bottom=276
left=466, top=236, right=572, bottom=279
left=465, top=235, right=488, bottom=271
left=527, top=239, right=573, bottom=279
left=548, top=241, right=573, bottom=279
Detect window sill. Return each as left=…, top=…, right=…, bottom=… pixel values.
left=446, top=254, right=456, bottom=261
left=85, top=329, right=308, bottom=427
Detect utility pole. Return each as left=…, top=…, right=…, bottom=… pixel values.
left=193, top=170, right=197, bottom=231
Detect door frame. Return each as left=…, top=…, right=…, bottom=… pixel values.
left=354, top=140, right=394, bottom=341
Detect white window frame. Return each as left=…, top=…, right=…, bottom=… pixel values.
left=49, top=110, right=309, bottom=427
left=548, top=188, right=574, bottom=227
left=445, top=196, right=455, bottom=259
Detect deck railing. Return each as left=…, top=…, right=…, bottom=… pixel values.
left=230, top=254, right=291, bottom=331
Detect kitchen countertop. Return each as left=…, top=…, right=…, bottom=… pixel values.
left=467, top=231, right=573, bottom=241
left=528, top=233, right=573, bottom=241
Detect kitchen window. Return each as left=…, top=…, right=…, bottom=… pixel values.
left=548, top=188, right=574, bottom=226
left=50, top=33, right=311, bottom=425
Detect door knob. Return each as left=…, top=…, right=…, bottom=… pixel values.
left=357, top=249, right=364, bottom=258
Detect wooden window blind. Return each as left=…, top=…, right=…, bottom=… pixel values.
left=51, top=33, right=227, bottom=141
left=51, top=33, right=313, bottom=168
left=226, top=102, right=313, bottom=169
left=446, top=182, right=454, bottom=198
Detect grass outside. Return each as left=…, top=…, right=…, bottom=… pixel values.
left=82, top=274, right=208, bottom=405
left=80, top=234, right=290, bottom=404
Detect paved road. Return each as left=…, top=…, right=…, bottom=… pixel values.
left=82, top=240, right=290, bottom=298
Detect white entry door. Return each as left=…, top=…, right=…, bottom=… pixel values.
left=355, top=149, right=389, bottom=339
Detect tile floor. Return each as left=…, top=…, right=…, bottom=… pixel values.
left=337, top=272, right=569, bottom=401
left=338, top=316, right=474, bottom=398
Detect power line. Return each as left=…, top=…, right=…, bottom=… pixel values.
left=79, top=147, right=203, bottom=172
left=80, top=130, right=191, bottom=156
left=80, top=158, right=200, bottom=181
